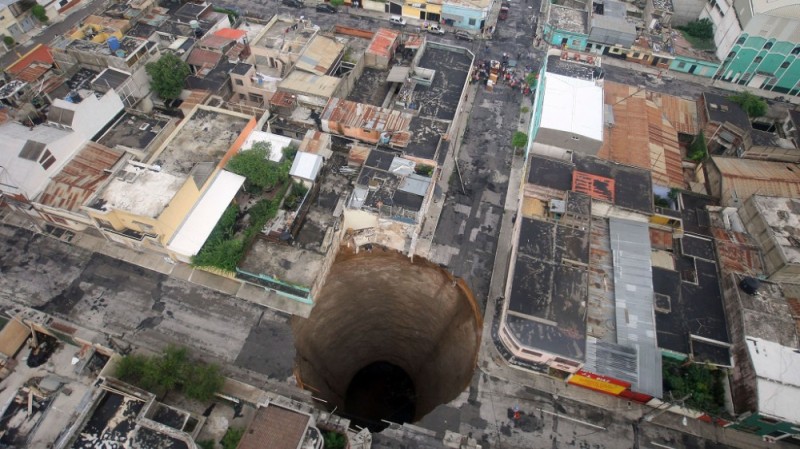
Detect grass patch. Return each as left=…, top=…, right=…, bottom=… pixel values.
left=678, top=30, right=715, bottom=51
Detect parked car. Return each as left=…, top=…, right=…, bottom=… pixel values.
left=282, top=0, right=304, bottom=8
left=454, top=30, right=474, bottom=41
left=427, top=24, right=445, bottom=35
left=499, top=5, right=509, bottom=20
left=315, top=3, right=337, bottom=13
left=390, top=16, right=407, bottom=26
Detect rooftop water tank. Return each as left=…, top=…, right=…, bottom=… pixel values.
left=189, top=20, right=200, bottom=29
left=107, top=36, right=120, bottom=52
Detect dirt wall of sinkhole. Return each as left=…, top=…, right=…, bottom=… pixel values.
left=292, top=247, right=483, bottom=421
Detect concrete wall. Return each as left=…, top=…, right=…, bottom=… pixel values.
left=719, top=273, right=759, bottom=415
left=670, top=0, right=704, bottom=26
left=441, top=2, right=489, bottom=31
left=701, top=0, right=740, bottom=63
left=535, top=127, right=602, bottom=155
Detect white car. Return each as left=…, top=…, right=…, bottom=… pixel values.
left=426, top=24, right=445, bottom=35
left=390, top=16, right=406, bottom=26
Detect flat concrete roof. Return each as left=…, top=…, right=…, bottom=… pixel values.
left=95, top=107, right=251, bottom=217
left=96, top=112, right=169, bottom=152
left=751, top=196, right=800, bottom=265
left=506, top=217, right=589, bottom=361
left=549, top=4, right=588, bottom=34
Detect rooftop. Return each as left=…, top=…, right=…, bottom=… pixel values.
left=710, top=157, right=800, bottom=204
left=93, top=107, right=251, bottom=217
left=746, top=337, right=800, bottom=424
left=96, top=112, right=170, bottom=153
left=366, top=28, right=399, bottom=59
left=505, top=216, right=590, bottom=361
left=573, top=154, right=653, bottom=214
left=253, top=16, right=316, bottom=54
left=5, top=44, right=55, bottom=82
left=599, top=81, right=683, bottom=188
left=750, top=196, right=800, bottom=265
left=725, top=274, right=800, bottom=348
left=703, top=92, right=751, bottom=132
left=539, top=73, right=604, bottom=143
left=350, top=149, right=432, bottom=221
left=549, top=4, right=588, bottom=34
left=652, top=231, right=730, bottom=364
left=279, top=71, right=341, bottom=99
left=37, top=143, right=124, bottom=212
left=237, top=404, right=311, bottom=449
left=295, top=34, right=345, bottom=76
left=546, top=54, right=601, bottom=80
left=322, top=98, right=413, bottom=139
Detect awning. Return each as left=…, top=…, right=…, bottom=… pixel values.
left=167, top=170, right=246, bottom=258
left=387, top=66, right=411, bottom=83
left=0, top=318, right=31, bottom=359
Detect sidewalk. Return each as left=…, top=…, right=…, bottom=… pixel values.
left=0, top=211, right=314, bottom=318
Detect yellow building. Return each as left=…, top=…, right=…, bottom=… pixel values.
left=401, top=0, right=443, bottom=22
left=84, top=106, right=256, bottom=262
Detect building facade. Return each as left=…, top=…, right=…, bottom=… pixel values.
left=440, top=0, right=492, bottom=31
left=707, top=0, right=800, bottom=95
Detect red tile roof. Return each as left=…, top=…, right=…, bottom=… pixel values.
left=237, top=405, right=310, bottom=449
left=38, top=142, right=124, bottom=212
left=6, top=44, right=54, bottom=78
left=214, top=28, right=246, bottom=40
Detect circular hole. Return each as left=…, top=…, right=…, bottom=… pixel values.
left=292, top=247, right=482, bottom=428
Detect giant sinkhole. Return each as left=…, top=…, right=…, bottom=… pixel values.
left=292, top=247, right=482, bottom=431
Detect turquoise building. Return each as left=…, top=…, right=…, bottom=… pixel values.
left=543, top=5, right=588, bottom=51
left=668, top=56, right=719, bottom=78
left=441, top=0, right=493, bottom=32
left=715, top=34, right=800, bottom=94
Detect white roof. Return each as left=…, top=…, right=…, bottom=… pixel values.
left=745, top=337, right=800, bottom=423
left=242, top=131, right=292, bottom=162
left=539, top=73, right=604, bottom=142
left=0, top=122, right=72, bottom=199
left=290, top=151, right=323, bottom=182
left=167, top=170, right=245, bottom=257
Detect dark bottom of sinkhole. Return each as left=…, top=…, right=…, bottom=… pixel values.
left=344, top=361, right=416, bottom=432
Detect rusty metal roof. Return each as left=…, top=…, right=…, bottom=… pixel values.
left=321, top=97, right=412, bottom=133
left=6, top=44, right=54, bottom=78
left=599, top=82, right=685, bottom=188
left=367, top=28, right=399, bottom=58
left=37, top=142, right=124, bottom=211
left=711, top=157, right=800, bottom=202
left=572, top=171, right=614, bottom=203
left=187, top=47, right=222, bottom=67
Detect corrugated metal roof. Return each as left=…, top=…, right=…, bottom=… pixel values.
left=6, top=44, right=54, bottom=77
left=187, top=48, right=222, bottom=67
left=321, top=97, right=413, bottom=133
left=367, top=28, right=399, bottom=58
left=599, top=82, right=684, bottom=188
left=278, top=71, right=340, bottom=98
left=398, top=173, right=431, bottom=197
left=37, top=142, right=124, bottom=211
left=712, top=157, right=800, bottom=204
left=609, top=218, right=662, bottom=398
left=295, top=35, right=344, bottom=76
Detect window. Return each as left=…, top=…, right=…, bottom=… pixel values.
left=39, top=149, right=56, bottom=170
left=468, top=18, right=476, bottom=25
left=792, top=47, right=800, bottom=55
left=727, top=51, right=736, bottom=59
left=235, top=79, right=243, bottom=86
left=95, top=218, right=114, bottom=230
left=677, top=61, right=686, bottom=68
left=754, top=56, right=763, bottom=63
left=763, top=41, right=773, bottom=50
left=781, top=61, right=791, bottom=69
left=633, top=52, right=641, bottom=58
left=248, top=93, right=263, bottom=103
left=572, top=39, right=581, bottom=46
left=736, top=36, right=746, bottom=45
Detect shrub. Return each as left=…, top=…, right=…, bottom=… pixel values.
left=115, top=346, right=224, bottom=401
left=323, top=431, right=346, bottom=449
left=3, top=35, right=15, bottom=46
left=728, top=91, right=767, bottom=118
left=31, top=4, right=48, bottom=22
left=221, top=427, right=245, bottom=449
left=679, top=18, right=713, bottom=40
left=145, top=53, right=190, bottom=100
left=511, top=131, right=528, bottom=150
left=688, top=132, right=707, bottom=161
left=415, top=164, right=434, bottom=177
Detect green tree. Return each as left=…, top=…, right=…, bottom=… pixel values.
left=221, top=427, right=245, bottom=449
left=728, top=91, right=768, bottom=117
left=226, top=142, right=289, bottom=192
left=145, top=52, right=190, bottom=100
left=688, top=132, right=707, bottom=161
left=323, top=431, right=346, bottom=449
left=511, top=131, right=528, bottom=151
left=3, top=35, right=15, bottom=47
left=680, top=18, right=713, bottom=39
left=185, top=363, right=225, bottom=401
left=31, top=4, right=48, bottom=22
left=329, top=0, right=344, bottom=7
